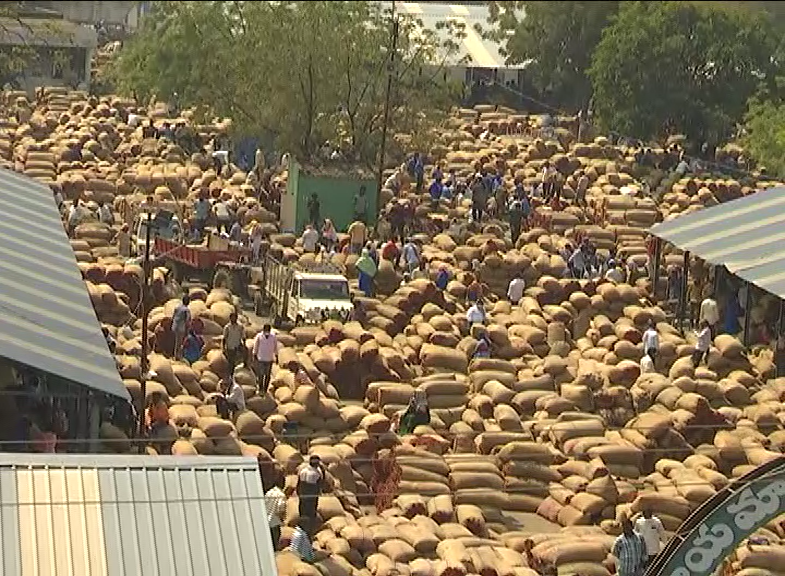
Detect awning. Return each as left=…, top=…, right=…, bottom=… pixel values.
left=0, top=454, right=272, bottom=576
left=0, top=168, right=128, bottom=400
left=649, top=186, right=785, bottom=300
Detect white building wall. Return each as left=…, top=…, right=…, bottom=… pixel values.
left=29, top=1, right=143, bottom=29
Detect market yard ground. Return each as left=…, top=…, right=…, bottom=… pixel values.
left=4, top=84, right=785, bottom=576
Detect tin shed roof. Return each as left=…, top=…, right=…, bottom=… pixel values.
left=648, top=186, right=785, bottom=299
left=0, top=453, right=273, bottom=576
left=0, top=168, right=128, bottom=400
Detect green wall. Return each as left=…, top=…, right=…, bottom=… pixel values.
left=288, top=161, right=378, bottom=234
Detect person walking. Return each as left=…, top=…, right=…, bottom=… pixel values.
left=321, top=219, right=338, bottom=252
left=466, top=300, right=486, bottom=326
left=252, top=324, right=278, bottom=391
left=223, top=311, right=245, bottom=375
left=507, top=273, right=525, bottom=304
left=692, top=320, right=712, bottom=366
left=249, top=220, right=264, bottom=263
left=171, top=295, right=191, bottom=360
left=297, top=455, right=325, bottom=523
left=401, top=238, right=420, bottom=274
left=307, top=193, right=321, bottom=227
left=700, top=293, right=719, bottom=337
left=398, top=389, right=431, bottom=435
left=635, top=509, right=666, bottom=567
left=289, top=519, right=317, bottom=563
left=301, top=223, right=319, bottom=254
left=356, top=249, right=377, bottom=297
left=353, top=186, right=369, bottom=223
left=642, top=321, right=659, bottom=363
left=508, top=199, right=523, bottom=245
left=265, top=477, right=287, bottom=551
left=212, top=199, right=232, bottom=234
left=613, top=518, right=647, bottom=576
left=347, top=219, right=367, bottom=255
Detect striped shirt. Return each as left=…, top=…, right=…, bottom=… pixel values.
left=264, top=486, right=286, bottom=528
left=289, top=527, right=315, bottom=562
left=613, top=532, right=647, bottom=576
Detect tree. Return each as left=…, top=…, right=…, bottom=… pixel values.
left=588, top=1, right=781, bottom=144
left=742, top=99, right=785, bottom=176
left=109, top=1, right=464, bottom=166
left=483, top=1, right=619, bottom=112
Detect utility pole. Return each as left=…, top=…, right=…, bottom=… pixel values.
left=137, top=210, right=153, bottom=439
left=376, top=0, right=398, bottom=210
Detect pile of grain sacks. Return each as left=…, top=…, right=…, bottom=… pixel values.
left=7, top=89, right=785, bottom=575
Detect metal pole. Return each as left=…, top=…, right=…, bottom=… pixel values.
left=678, top=251, right=689, bottom=335
left=376, top=2, right=398, bottom=211
left=743, top=282, right=753, bottom=348
left=650, top=237, right=662, bottom=301
left=776, top=300, right=784, bottom=377
left=138, top=211, right=153, bottom=438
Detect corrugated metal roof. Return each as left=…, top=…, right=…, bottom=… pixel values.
left=0, top=168, right=128, bottom=400
left=648, top=186, right=785, bottom=299
left=0, top=453, right=273, bottom=576
left=397, top=2, right=527, bottom=69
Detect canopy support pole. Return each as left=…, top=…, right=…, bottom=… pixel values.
left=650, top=237, right=662, bottom=301
left=743, top=282, right=754, bottom=348
left=777, top=300, right=784, bottom=378
left=678, top=251, right=689, bottom=335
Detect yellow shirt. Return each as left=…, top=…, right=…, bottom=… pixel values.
left=348, top=221, right=366, bottom=244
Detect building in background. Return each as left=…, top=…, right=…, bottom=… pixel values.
left=0, top=4, right=98, bottom=90
left=23, top=1, right=147, bottom=30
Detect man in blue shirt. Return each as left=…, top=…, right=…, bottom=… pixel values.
left=429, top=177, right=442, bottom=209
left=408, top=153, right=425, bottom=192
left=435, top=266, right=450, bottom=290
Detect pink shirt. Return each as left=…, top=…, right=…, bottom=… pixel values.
left=253, top=332, right=278, bottom=362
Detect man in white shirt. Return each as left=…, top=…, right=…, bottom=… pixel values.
left=699, top=294, right=719, bottom=337
left=213, top=200, right=232, bottom=235
left=97, top=201, right=114, bottom=225
left=635, top=509, right=665, bottom=566
left=507, top=274, right=525, bottom=304
left=297, top=455, right=324, bottom=522
left=301, top=224, right=319, bottom=253
left=402, top=239, right=420, bottom=273
left=67, top=199, right=86, bottom=236
left=605, top=261, right=624, bottom=283
left=53, top=188, right=64, bottom=213
left=568, top=248, right=586, bottom=278
left=228, top=376, right=246, bottom=410
left=252, top=324, right=278, bottom=390
left=642, top=321, right=659, bottom=362
left=692, top=320, right=712, bottom=366
left=640, top=351, right=655, bottom=374
left=466, top=301, right=486, bottom=325
left=264, top=478, right=287, bottom=551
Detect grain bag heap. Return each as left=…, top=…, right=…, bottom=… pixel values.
left=7, top=88, right=785, bottom=576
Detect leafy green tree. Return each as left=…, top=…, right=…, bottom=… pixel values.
left=588, top=1, right=780, bottom=144
left=483, top=1, right=619, bottom=112
left=742, top=99, right=785, bottom=176
left=109, top=1, right=463, bottom=165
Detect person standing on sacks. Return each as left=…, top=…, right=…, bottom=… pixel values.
left=252, top=324, right=278, bottom=392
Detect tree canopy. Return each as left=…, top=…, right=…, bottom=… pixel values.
left=741, top=99, right=785, bottom=177
left=483, top=1, right=619, bottom=112
left=109, top=1, right=464, bottom=166
left=588, top=1, right=780, bottom=144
